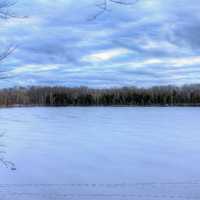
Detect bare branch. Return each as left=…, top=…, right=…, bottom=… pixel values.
left=0, top=45, right=17, bottom=78
left=0, top=0, right=17, bottom=19
left=0, top=0, right=27, bottom=19
left=109, top=0, right=139, bottom=5
left=0, top=157, right=16, bottom=170
left=0, top=45, right=17, bottom=62
left=0, top=131, right=16, bottom=170
left=88, top=0, right=109, bottom=21
left=89, top=0, right=139, bottom=21
left=0, top=0, right=20, bottom=75
left=0, top=1, right=18, bottom=170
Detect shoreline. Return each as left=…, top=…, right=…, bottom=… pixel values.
left=1, top=85, right=200, bottom=108
left=1, top=104, right=200, bottom=109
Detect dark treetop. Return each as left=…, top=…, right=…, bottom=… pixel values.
left=1, top=84, right=200, bottom=107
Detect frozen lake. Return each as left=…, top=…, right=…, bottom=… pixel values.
left=0, top=107, right=200, bottom=199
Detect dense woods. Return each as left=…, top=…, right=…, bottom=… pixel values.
left=1, top=85, right=200, bottom=107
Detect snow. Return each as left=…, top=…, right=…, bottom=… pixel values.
left=0, top=107, right=200, bottom=199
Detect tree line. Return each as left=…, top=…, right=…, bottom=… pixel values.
left=1, top=84, right=200, bottom=107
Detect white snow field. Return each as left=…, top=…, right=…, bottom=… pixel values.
left=0, top=107, right=200, bottom=200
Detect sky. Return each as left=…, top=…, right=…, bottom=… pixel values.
left=0, top=0, right=200, bottom=88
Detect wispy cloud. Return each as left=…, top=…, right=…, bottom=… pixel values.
left=82, top=48, right=130, bottom=62
left=0, top=0, right=200, bottom=88
left=11, top=64, right=59, bottom=74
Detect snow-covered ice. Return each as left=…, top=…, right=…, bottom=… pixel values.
left=0, top=107, right=200, bottom=199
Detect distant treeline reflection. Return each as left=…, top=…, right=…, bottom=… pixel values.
left=1, top=85, right=200, bottom=107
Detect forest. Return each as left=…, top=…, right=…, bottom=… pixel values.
left=1, top=84, right=200, bottom=107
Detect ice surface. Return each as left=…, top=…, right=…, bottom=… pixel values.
left=0, top=107, right=200, bottom=199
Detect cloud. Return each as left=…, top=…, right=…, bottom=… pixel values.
left=1, top=0, right=200, bottom=88
left=11, top=64, right=59, bottom=74
left=82, top=48, right=130, bottom=62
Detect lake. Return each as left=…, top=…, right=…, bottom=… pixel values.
left=0, top=107, right=200, bottom=199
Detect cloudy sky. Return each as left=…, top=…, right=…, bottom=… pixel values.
left=0, top=0, right=200, bottom=88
